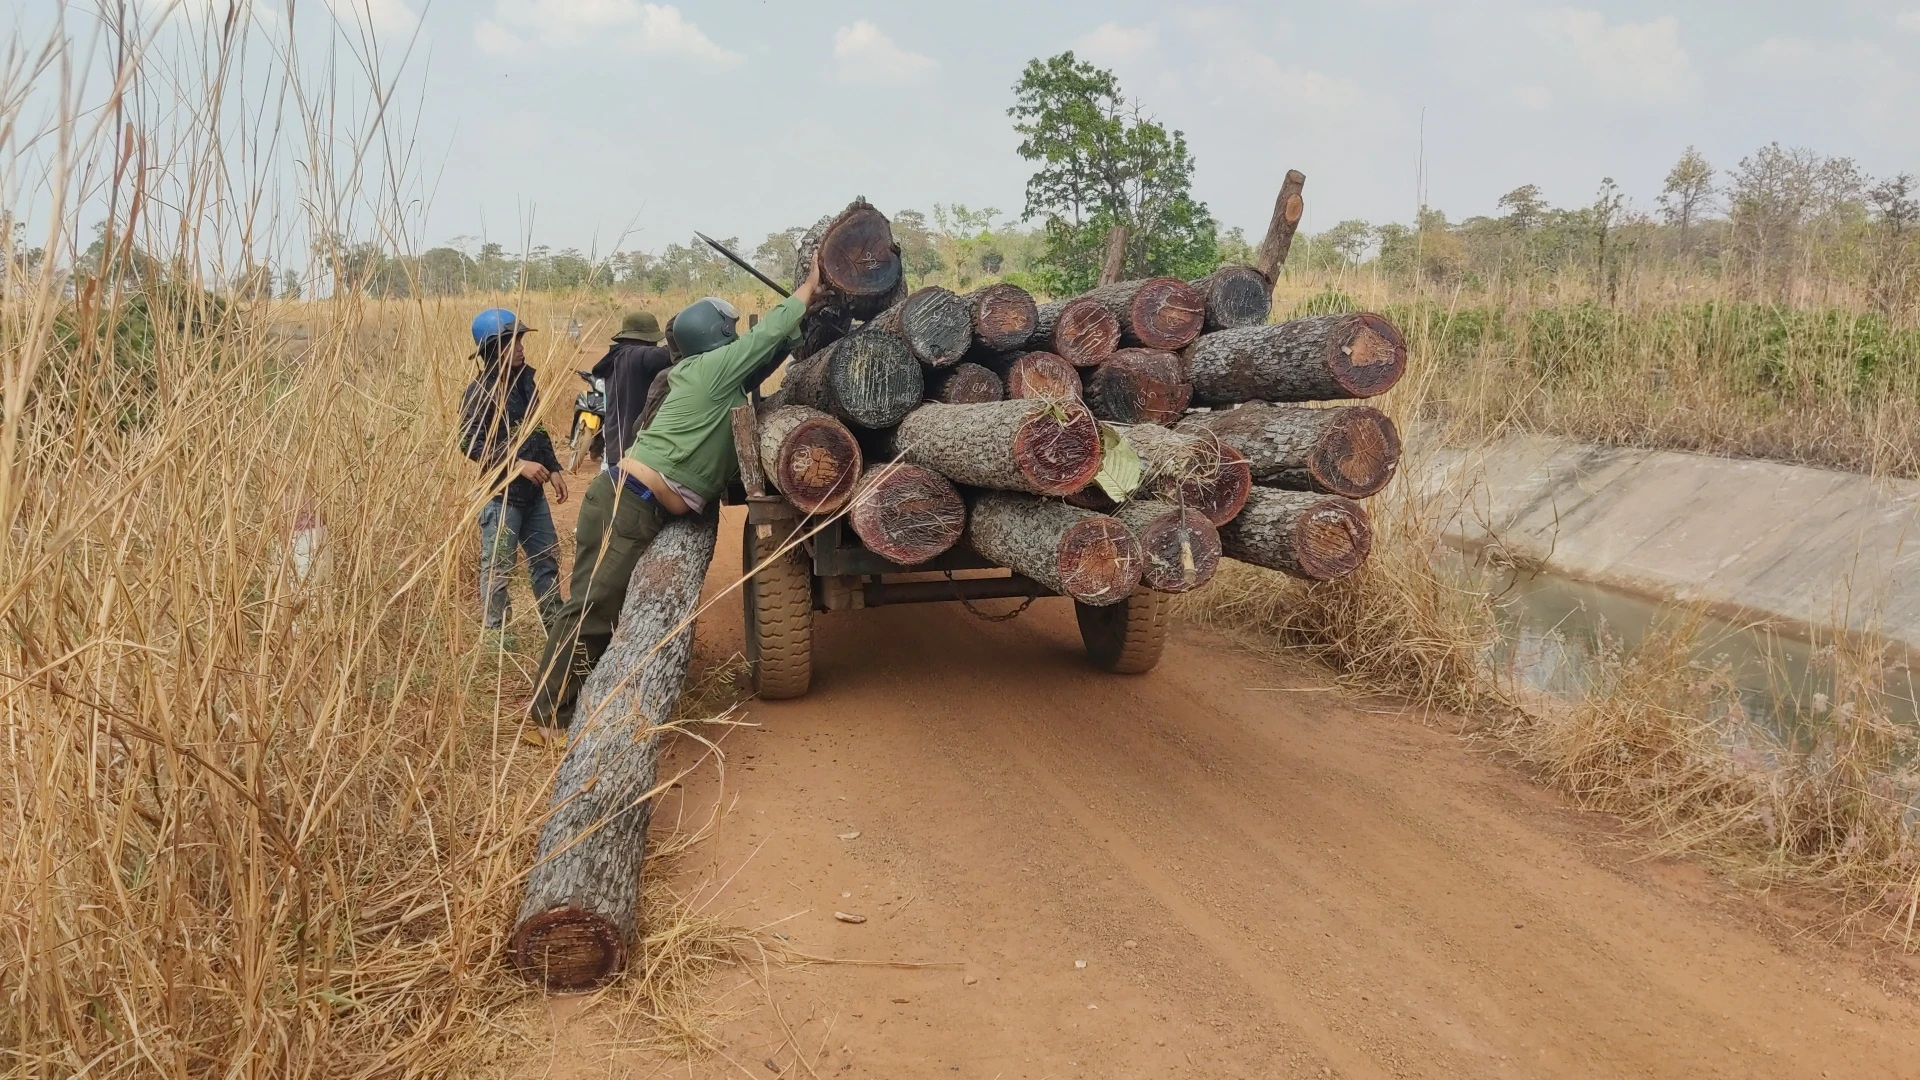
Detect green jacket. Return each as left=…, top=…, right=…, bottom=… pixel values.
left=627, top=294, right=805, bottom=503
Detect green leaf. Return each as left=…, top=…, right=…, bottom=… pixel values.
left=1093, top=423, right=1142, bottom=502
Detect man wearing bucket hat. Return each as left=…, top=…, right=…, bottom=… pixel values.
left=595, top=310, right=675, bottom=460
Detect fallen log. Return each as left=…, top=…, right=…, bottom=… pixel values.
left=966, top=283, right=1040, bottom=352
left=1084, top=349, right=1191, bottom=426
left=771, top=329, right=924, bottom=429
left=1219, top=488, right=1372, bottom=581
left=757, top=405, right=863, bottom=514
left=926, top=361, right=1004, bottom=404
left=1111, top=500, right=1220, bottom=594
left=1120, top=422, right=1252, bottom=526
left=894, top=398, right=1102, bottom=496
left=795, top=199, right=904, bottom=320
left=867, top=286, right=972, bottom=368
left=1190, top=265, right=1273, bottom=331
left=1002, top=351, right=1083, bottom=401
left=848, top=463, right=966, bottom=565
left=1179, top=402, right=1401, bottom=498
left=1255, top=170, right=1307, bottom=282
left=1082, top=277, right=1206, bottom=350
left=510, top=511, right=720, bottom=991
left=1184, top=313, right=1406, bottom=407
left=966, top=492, right=1142, bottom=606
left=1032, top=297, right=1121, bottom=367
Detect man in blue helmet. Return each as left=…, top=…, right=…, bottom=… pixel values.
left=525, top=254, right=823, bottom=739
left=459, top=308, right=569, bottom=634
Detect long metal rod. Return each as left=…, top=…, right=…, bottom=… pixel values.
left=695, top=231, right=791, bottom=298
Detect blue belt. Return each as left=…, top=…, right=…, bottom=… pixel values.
left=608, top=465, right=654, bottom=503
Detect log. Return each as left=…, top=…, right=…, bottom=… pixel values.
left=966, top=492, right=1143, bottom=606
left=1120, top=422, right=1252, bottom=526
left=1190, top=265, right=1272, bottom=331
left=771, top=329, right=924, bottom=429
left=848, top=463, right=965, bottom=566
left=1184, top=313, right=1406, bottom=407
left=1003, top=351, right=1082, bottom=401
left=1032, top=297, right=1121, bottom=367
left=1082, top=277, right=1206, bottom=351
left=894, top=399, right=1102, bottom=496
left=1219, top=488, right=1371, bottom=581
left=1112, top=500, right=1220, bottom=594
left=510, top=511, right=720, bottom=991
left=1099, top=225, right=1130, bottom=286
left=794, top=199, right=904, bottom=320
left=965, top=283, right=1039, bottom=352
left=926, top=361, right=1004, bottom=404
left=757, top=405, right=863, bottom=514
left=1179, top=402, right=1401, bottom=498
left=867, top=286, right=972, bottom=368
left=1254, top=170, right=1307, bottom=283
left=1084, top=349, right=1191, bottom=426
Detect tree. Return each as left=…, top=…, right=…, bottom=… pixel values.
left=1497, top=185, right=1547, bottom=232
left=1592, top=177, right=1629, bottom=301
left=280, top=268, right=301, bottom=299
left=1657, top=146, right=1716, bottom=255
left=891, top=210, right=944, bottom=283
left=752, top=228, right=808, bottom=284
left=1727, top=143, right=1864, bottom=296
left=933, top=204, right=1000, bottom=290
left=1319, top=219, right=1374, bottom=265
left=1008, top=52, right=1217, bottom=293
left=1866, top=173, right=1917, bottom=316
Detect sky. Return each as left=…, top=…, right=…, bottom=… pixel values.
left=30, top=0, right=1920, bottom=259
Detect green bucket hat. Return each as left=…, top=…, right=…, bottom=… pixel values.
left=613, top=310, right=664, bottom=343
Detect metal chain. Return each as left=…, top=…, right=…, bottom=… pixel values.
left=945, top=571, right=1039, bottom=623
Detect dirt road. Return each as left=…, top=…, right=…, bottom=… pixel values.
left=532, top=503, right=1920, bottom=1078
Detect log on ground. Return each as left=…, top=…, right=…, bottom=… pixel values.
left=1112, top=500, right=1221, bottom=593
left=894, top=398, right=1102, bottom=496
left=510, top=511, right=720, bottom=991
left=926, top=361, right=1004, bottom=404
left=1032, top=297, right=1121, bottom=367
left=1180, top=402, right=1401, bottom=498
left=1082, top=277, right=1207, bottom=350
left=794, top=199, right=904, bottom=320
left=1084, top=349, right=1191, bottom=426
left=867, top=286, right=972, bottom=368
left=1190, top=265, right=1273, bottom=331
left=757, top=405, right=863, bottom=514
left=1120, top=422, right=1252, bottom=526
left=1219, top=488, right=1372, bottom=581
left=771, top=329, right=924, bottom=429
left=966, top=491, right=1143, bottom=606
left=1185, top=313, right=1406, bottom=407
left=848, top=463, right=965, bottom=565
left=966, top=283, right=1040, bottom=352
left=1003, top=351, right=1083, bottom=401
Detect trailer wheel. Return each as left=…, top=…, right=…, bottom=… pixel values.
left=1076, top=590, right=1172, bottom=675
left=743, top=523, right=813, bottom=699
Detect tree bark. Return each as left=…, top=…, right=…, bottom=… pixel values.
left=1120, top=422, right=1252, bottom=526
left=1219, top=488, right=1371, bottom=581
left=1184, top=313, right=1406, bottom=407
left=1032, top=296, right=1121, bottom=367
left=1254, top=170, right=1306, bottom=283
left=966, top=492, right=1142, bottom=606
left=757, top=405, right=863, bottom=514
left=866, top=286, right=972, bottom=368
left=1179, top=402, right=1401, bottom=498
left=769, top=328, right=924, bottom=429
left=1002, top=351, right=1083, bottom=401
left=1190, top=265, right=1273, bottom=331
left=510, top=511, right=719, bottom=991
left=1112, top=500, right=1220, bottom=594
left=848, top=462, right=966, bottom=566
left=926, top=361, right=1004, bottom=404
left=1099, top=225, right=1130, bottom=286
left=794, top=199, right=904, bottom=320
left=1082, top=277, right=1207, bottom=350
left=894, top=399, right=1102, bottom=496
left=965, top=283, right=1040, bottom=352
left=1084, top=348, right=1191, bottom=426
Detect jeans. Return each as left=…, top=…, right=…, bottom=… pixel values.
left=478, top=494, right=562, bottom=630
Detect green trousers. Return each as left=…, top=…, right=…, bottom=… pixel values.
left=529, top=470, right=665, bottom=726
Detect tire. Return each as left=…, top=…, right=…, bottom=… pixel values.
left=742, top=522, right=813, bottom=699
left=1076, top=589, right=1172, bottom=675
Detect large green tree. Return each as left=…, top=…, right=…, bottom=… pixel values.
left=1008, top=52, right=1217, bottom=294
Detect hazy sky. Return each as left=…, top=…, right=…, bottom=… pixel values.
left=116, top=0, right=1920, bottom=256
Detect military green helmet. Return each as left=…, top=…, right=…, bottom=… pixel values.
left=670, top=297, right=739, bottom=357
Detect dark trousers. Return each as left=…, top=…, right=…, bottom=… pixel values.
left=530, top=471, right=665, bottom=726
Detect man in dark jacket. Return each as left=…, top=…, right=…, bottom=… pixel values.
left=593, top=310, right=675, bottom=459
left=460, top=307, right=569, bottom=632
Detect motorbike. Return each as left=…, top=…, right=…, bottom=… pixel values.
left=566, top=369, right=607, bottom=470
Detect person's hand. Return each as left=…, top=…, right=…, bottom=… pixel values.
left=794, top=249, right=824, bottom=306
left=548, top=471, right=569, bottom=505
left=515, top=459, right=551, bottom=484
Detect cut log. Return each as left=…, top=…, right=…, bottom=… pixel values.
left=1032, top=297, right=1122, bottom=367
left=1179, top=402, right=1401, bottom=498
left=757, top=405, right=863, bottom=514
left=926, top=361, right=1004, bottom=404
left=965, top=283, right=1040, bottom=352
left=1190, top=265, right=1273, bottom=331
left=1084, top=349, right=1191, bottom=426
left=1003, top=351, right=1083, bottom=401
left=794, top=199, right=903, bottom=320
left=1184, top=313, right=1406, bottom=407
left=1112, top=500, right=1221, bottom=594
left=770, top=329, right=924, bottom=429
left=1082, top=277, right=1206, bottom=350
left=848, top=463, right=965, bottom=566
left=510, top=511, right=720, bottom=991
left=966, top=492, right=1142, bottom=606
left=1120, top=422, right=1252, bottom=527
left=866, top=286, right=972, bottom=368
left=894, top=399, right=1102, bottom=496
left=1219, top=488, right=1371, bottom=581
left=1255, top=170, right=1307, bottom=282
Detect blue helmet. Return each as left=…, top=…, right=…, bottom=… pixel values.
left=471, top=307, right=535, bottom=348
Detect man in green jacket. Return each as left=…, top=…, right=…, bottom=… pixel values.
left=525, top=254, right=821, bottom=741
